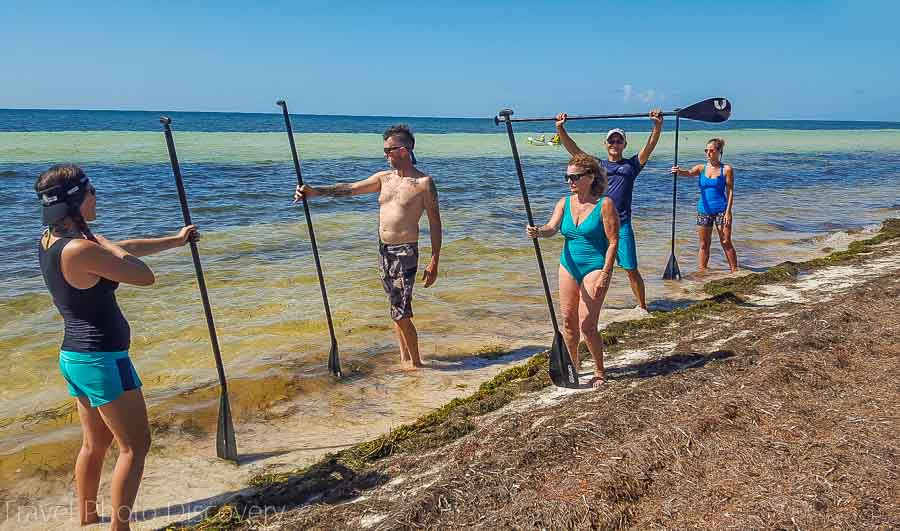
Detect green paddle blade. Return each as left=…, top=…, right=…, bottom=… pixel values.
left=679, top=98, right=732, bottom=123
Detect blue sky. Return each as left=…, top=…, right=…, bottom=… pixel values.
left=2, top=1, right=899, bottom=120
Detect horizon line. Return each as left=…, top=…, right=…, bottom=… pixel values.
left=2, top=107, right=900, bottom=124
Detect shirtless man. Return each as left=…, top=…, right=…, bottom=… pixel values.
left=294, top=124, right=442, bottom=369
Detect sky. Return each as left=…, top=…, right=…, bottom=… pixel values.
left=2, top=1, right=899, bottom=121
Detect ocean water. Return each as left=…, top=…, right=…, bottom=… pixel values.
left=2, top=109, right=900, bottom=497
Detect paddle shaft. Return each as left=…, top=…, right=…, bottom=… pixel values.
left=500, top=110, right=679, bottom=124
left=160, top=121, right=230, bottom=392
left=500, top=116, right=561, bottom=333
left=670, top=116, right=679, bottom=256
left=277, top=101, right=340, bottom=374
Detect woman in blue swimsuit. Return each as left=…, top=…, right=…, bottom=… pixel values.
left=672, top=138, right=739, bottom=272
left=527, top=153, right=619, bottom=388
left=35, top=164, right=198, bottom=529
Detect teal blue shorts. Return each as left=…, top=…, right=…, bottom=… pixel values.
left=616, top=222, right=638, bottom=271
left=59, top=350, right=142, bottom=407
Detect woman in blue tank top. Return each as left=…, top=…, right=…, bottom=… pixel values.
left=672, top=138, right=739, bottom=272
left=526, top=154, right=620, bottom=388
left=35, top=165, right=198, bottom=529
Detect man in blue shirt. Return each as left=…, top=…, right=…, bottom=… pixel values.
left=555, top=109, right=664, bottom=314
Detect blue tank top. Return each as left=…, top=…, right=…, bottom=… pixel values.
left=38, top=236, right=131, bottom=352
left=698, top=164, right=728, bottom=215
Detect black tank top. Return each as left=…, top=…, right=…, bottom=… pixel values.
left=38, top=236, right=131, bottom=352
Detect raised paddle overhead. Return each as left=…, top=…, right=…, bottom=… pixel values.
left=495, top=97, right=732, bottom=124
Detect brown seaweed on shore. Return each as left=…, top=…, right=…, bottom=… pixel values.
left=176, top=220, right=900, bottom=530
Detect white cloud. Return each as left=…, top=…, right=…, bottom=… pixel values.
left=623, top=84, right=663, bottom=104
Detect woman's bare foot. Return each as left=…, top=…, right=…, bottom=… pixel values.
left=589, top=371, right=605, bottom=390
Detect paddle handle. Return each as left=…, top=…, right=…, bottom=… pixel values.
left=160, top=117, right=230, bottom=392
left=276, top=101, right=341, bottom=376
left=500, top=112, right=561, bottom=334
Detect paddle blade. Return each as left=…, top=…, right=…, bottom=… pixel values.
left=678, top=98, right=731, bottom=123
left=216, top=391, right=238, bottom=461
left=328, top=340, right=342, bottom=378
left=548, top=332, right=580, bottom=388
left=663, top=253, right=682, bottom=280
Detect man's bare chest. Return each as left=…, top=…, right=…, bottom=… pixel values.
left=379, top=179, right=425, bottom=208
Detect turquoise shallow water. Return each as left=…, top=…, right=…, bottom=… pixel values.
left=2, top=111, right=899, bottom=488
left=3, top=129, right=900, bottom=164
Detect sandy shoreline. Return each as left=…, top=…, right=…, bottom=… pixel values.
left=181, top=219, right=899, bottom=530
left=2, top=220, right=898, bottom=530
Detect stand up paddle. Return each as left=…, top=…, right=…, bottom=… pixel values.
left=276, top=100, right=341, bottom=378
left=496, top=98, right=732, bottom=282
left=493, top=97, right=731, bottom=125
left=663, top=114, right=682, bottom=280
left=497, top=109, right=579, bottom=389
left=160, top=117, right=238, bottom=461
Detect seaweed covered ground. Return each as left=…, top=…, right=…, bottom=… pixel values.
left=178, top=220, right=900, bottom=530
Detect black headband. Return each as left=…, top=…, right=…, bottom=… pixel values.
left=37, top=176, right=90, bottom=225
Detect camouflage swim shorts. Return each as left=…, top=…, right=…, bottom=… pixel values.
left=378, top=242, right=419, bottom=321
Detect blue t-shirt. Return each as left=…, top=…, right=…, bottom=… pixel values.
left=600, top=154, right=643, bottom=224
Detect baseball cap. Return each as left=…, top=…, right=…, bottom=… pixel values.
left=605, top=128, right=627, bottom=142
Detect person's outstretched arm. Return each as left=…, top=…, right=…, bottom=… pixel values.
left=638, top=109, right=664, bottom=166
left=671, top=164, right=703, bottom=177
left=422, top=176, right=442, bottom=288
left=555, top=113, right=587, bottom=157
left=295, top=171, right=384, bottom=201
left=115, top=225, right=198, bottom=257
left=526, top=197, right=567, bottom=239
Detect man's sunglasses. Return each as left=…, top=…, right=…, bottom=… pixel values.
left=383, top=146, right=406, bottom=155
left=565, top=171, right=593, bottom=183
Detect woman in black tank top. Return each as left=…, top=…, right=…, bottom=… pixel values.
left=36, top=164, right=199, bottom=529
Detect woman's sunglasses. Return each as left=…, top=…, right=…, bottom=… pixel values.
left=565, top=171, right=592, bottom=183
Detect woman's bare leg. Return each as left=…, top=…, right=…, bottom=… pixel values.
left=579, top=269, right=612, bottom=386
left=697, top=225, right=713, bottom=271
left=97, top=389, right=151, bottom=531
left=717, top=222, right=739, bottom=272
left=74, top=397, right=114, bottom=526
left=558, top=265, right=582, bottom=370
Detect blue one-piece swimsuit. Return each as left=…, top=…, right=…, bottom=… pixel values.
left=560, top=196, right=610, bottom=284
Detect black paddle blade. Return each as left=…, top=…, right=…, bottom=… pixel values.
left=678, top=98, right=731, bottom=123
left=328, top=340, right=341, bottom=378
left=548, top=332, right=580, bottom=388
left=216, top=391, right=238, bottom=461
left=663, top=253, right=682, bottom=280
